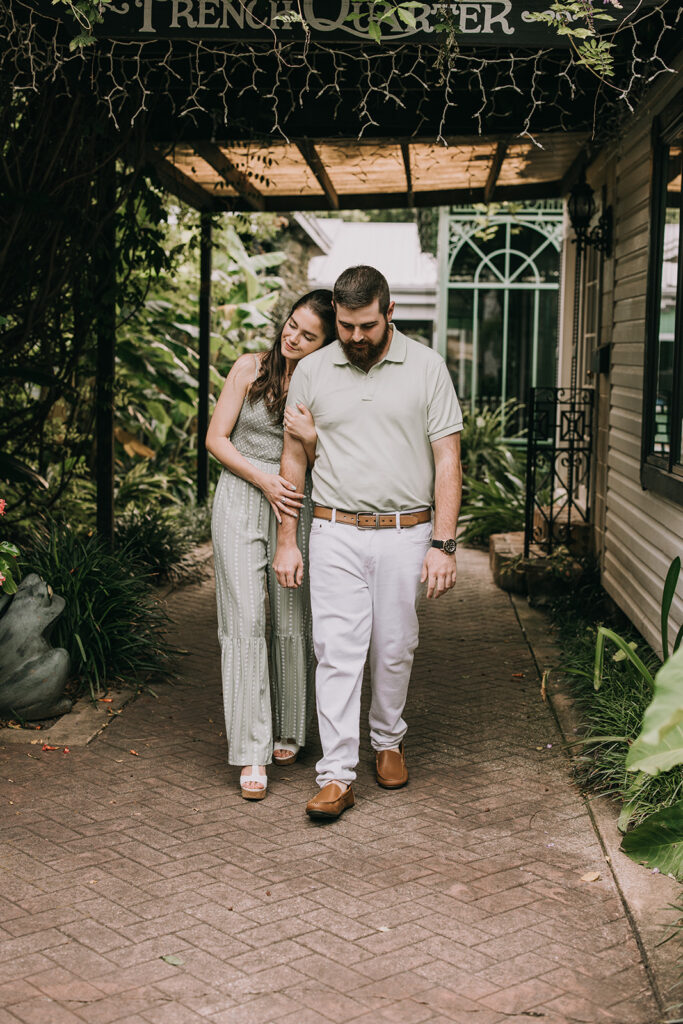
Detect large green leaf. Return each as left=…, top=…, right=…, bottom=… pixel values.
left=0, top=452, right=48, bottom=488
left=621, top=800, right=683, bottom=880
left=594, top=626, right=655, bottom=691
left=661, top=556, right=681, bottom=660
left=626, top=647, right=683, bottom=775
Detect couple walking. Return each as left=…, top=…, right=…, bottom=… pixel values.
left=207, top=265, right=463, bottom=820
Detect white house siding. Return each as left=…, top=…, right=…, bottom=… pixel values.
left=592, top=69, right=683, bottom=659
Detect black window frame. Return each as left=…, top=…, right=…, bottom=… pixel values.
left=641, top=93, right=683, bottom=506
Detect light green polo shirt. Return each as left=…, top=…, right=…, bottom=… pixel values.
left=287, top=326, right=462, bottom=512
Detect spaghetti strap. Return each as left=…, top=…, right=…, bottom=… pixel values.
left=252, top=353, right=260, bottom=381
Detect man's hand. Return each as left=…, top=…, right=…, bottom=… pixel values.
left=273, top=543, right=304, bottom=589
left=420, top=548, right=457, bottom=599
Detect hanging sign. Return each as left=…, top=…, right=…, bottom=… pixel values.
left=68, top=0, right=654, bottom=48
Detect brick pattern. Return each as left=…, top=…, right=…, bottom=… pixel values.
left=0, top=548, right=660, bottom=1023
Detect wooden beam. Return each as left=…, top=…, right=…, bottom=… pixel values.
left=206, top=180, right=563, bottom=212
left=193, top=141, right=265, bottom=211
left=145, top=146, right=225, bottom=211
left=296, top=141, right=339, bottom=210
left=401, top=143, right=414, bottom=207
left=484, top=141, right=508, bottom=203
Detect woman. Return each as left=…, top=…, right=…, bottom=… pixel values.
left=207, top=290, right=335, bottom=800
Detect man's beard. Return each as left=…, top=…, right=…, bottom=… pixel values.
left=340, top=321, right=392, bottom=372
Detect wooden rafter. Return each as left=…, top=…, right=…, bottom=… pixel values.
left=484, top=141, right=508, bottom=203
left=203, top=180, right=562, bottom=213
left=401, top=143, right=414, bottom=206
left=296, top=141, right=339, bottom=210
left=193, top=142, right=265, bottom=211
left=146, top=147, right=224, bottom=212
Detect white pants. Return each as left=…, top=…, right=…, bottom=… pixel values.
left=308, top=516, right=432, bottom=787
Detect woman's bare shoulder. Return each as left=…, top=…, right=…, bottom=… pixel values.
left=224, top=352, right=258, bottom=385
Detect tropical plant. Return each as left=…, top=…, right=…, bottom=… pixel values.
left=457, top=401, right=526, bottom=545
left=23, top=522, right=175, bottom=699
left=460, top=400, right=525, bottom=491
left=115, top=503, right=210, bottom=584
left=458, top=475, right=526, bottom=547
left=113, top=212, right=286, bottom=509
left=593, top=557, right=683, bottom=695
left=0, top=498, right=20, bottom=594
left=574, top=556, right=683, bottom=877
left=551, top=566, right=682, bottom=834
left=620, top=797, right=683, bottom=881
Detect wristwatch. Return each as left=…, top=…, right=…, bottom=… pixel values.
left=431, top=538, right=457, bottom=554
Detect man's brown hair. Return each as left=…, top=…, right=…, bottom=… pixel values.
left=333, top=265, right=391, bottom=316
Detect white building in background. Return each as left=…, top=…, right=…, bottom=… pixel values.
left=296, top=214, right=437, bottom=346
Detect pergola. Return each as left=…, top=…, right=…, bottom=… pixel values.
left=16, top=0, right=676, bottom=539
left=150, top=134, right=588, bottom=213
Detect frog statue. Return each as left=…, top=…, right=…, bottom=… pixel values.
left=0, top=574, right=72, bottom=721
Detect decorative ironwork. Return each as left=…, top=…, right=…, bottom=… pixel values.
left=439, top=202, right=563, bottom=428
left=524, top=386, right=594, bottom=556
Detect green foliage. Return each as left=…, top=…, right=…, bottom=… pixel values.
left=620, top=800, right=683, bottom=881
left=458, top=402, right=526, bottom=546
left=53, top=0, right=117, bottom=49
left=22, top=522, right=174, bottom=699
left=0, top=498, right=19, bottom=594
left=591, top=557, right=683, bottom=781
left=460, top=401, right=524, bottom=487
left=458, top=475, right=526, bottom=547
left=114, top=210, right=286, bottom=509
left=594, top=627, right=655, bottom=692
left=1, top=87, right=175, bottom=523
left=525, top=1, right=619, bottom=78
left=0, top=541, right=20, bottom=595
left=347, top=2, right=425, bottom=41
left=550, top=579, right=682, bottom=832
left=115, top=503, right=210, bottom=584
left=626, top=649, right=683, bottom=777
left=663, top=557, right=683, bottom=661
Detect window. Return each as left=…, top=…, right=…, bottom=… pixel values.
left=642, top=97, right=683, bottom=503
left=439, top=201, right=563, bottom=436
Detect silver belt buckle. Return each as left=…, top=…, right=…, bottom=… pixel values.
left=356, top=511, right=380, bottom=529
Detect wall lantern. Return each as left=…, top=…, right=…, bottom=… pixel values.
left=567, top=169, right=612, bottom=256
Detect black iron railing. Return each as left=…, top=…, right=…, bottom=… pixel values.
left=524, top=386, right=594, bottom=556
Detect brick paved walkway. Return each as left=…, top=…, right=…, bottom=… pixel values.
left=0, top=548, right=661, bottom=1024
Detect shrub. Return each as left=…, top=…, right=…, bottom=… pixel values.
left=458, top=402, right=527, bottom=546
left=460, top=400, right=525, bottom=490
left=23, top=522, right=175, bottom=699
left=458, top=474, right=526, bottom=546
left=550, top=578, right=683, bottom=833
left=115, top=501, right=213, bottom=584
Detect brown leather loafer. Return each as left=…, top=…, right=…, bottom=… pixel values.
left=306, top=781, right=354, bottom=820
left=376, top=742, right=408, bottom=789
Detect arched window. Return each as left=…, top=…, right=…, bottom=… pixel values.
left=437, top=202, right=563, bottom=434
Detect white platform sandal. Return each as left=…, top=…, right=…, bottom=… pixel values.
left=240, top=765, right=268, bottom=800
left=272, top=741, right=300, bottom=766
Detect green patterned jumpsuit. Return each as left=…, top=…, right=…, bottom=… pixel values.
left=211, top=370, right=315, bottom=767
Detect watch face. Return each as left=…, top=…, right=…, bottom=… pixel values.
left=443, top=538, right=457, bottom=554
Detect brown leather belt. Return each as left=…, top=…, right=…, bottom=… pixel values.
left=313, top=505, right=431, bottom=529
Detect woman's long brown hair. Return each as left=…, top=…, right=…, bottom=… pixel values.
left=249, top=289, right=335, bottom=422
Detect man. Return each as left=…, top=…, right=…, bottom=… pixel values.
left=273, top=265, right=462, bottom=821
